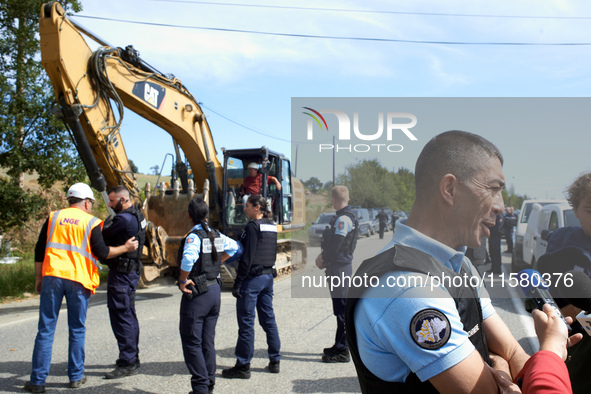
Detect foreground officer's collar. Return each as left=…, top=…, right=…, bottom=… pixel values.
left=383, top=218, right=467, bottom=273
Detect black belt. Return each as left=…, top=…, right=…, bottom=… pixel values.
left=206, top=279, right=218, bottom=287
left=115, top=257, right=140, bottom=274
left=249, top=265, right=275, bottom=277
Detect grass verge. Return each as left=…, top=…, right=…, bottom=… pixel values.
left=1, top=252, right=109, bottom=303
left=0, top=257, right=36, bottom=300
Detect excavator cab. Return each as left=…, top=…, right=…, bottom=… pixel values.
left=221, top=147, right=297, bottom=239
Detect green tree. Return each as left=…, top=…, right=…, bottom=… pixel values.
left=335, top=161, right=415, bottom=211
left=393, top=167, right=415, bottom=212
left=129, top=159, right=139, bottom=174
left=502, top=184, right=529, bottom=210
left=150, top=165, right=160, bottom=175
left=0, top=0, right=84, bottom=233
left=304, top=177, right=323, bottom=193
left=346, top=159, right=396, bottom=208
left=0, top=178, right=46, bottom=232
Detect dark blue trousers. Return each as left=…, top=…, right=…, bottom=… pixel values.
left=235, top=274, right=281, bottom=366
left=107, top=270, right=140, bottom=367
left=504, top=228, right=514, bottom=252
left=489, top=235, right=502, bottom=274
left=180, top=284, right=221, bottom=394
left=326, top=262, right=352, bottom=351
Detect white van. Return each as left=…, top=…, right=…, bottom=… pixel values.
left=522, top=203, right=581, bottom=267
left=511, top=199, right=567, bottom=272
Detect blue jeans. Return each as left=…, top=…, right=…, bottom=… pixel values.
left=30, top=276, right=90, bottom=385
left=235, top=274, right=281, bottom=366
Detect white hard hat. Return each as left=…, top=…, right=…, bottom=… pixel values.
left=247, top=162, right=259, bottom=170
left=67, top=183, right=95, bottom=201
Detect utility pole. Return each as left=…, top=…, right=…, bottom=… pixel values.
left=294, top=145, right=298, bottom=178
left=332, top=135, right=336, bottom=187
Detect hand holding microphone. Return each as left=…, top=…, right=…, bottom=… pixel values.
left=533, top=304, right=583, bottom=361
left=518, top=269, right=572, bottom=332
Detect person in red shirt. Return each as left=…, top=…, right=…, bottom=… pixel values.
left=240, top=162, right=281, bottom=203
left=488, top=304, right=583, bottom=393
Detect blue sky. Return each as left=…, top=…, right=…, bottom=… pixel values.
left=71, top=0, right=591, bottom=200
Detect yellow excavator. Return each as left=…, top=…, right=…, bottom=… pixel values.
left=39, top=2, right=307, bottom=285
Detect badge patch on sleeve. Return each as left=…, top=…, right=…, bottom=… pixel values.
left=186, top=237, right=194, bottom=244
left=338, top=221, right=345, bottom=230
left=409, top=308, right=451, bottom=350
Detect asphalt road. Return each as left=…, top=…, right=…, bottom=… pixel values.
left=0, top=234, right=535, bottom=393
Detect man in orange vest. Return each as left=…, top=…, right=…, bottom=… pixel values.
left=25, top=183, right=138, bottom=393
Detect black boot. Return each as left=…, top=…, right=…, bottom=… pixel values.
left=221, top=363, right=251, bottom=379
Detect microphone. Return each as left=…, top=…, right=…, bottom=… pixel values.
left=575, top=311, right=591, bottom=336
left=556, top=270, right=591, bottom=336
left=518, top=269, right=572, bottom=332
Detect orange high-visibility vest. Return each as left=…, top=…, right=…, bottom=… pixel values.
left=42, top=207, right=103, bottom=293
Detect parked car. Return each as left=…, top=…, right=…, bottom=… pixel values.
left=308, top=212, right=335, bottom=246
left=522, top=202, right=580, bottom=267
left=352, top=208, right=373, bottom=237
left=511, top=199, right=567, bottom=272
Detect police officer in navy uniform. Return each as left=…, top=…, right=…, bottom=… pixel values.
left=223, top=194, right=281, bottom=379
left=488, top=213, right=504, bottom=275
left=503, top=207, right=517, bottom=253
left=102, top=185, right=147, bottom=379
left=179, top=198, right=240, bottom=394
left=376, top=209, right=388, bottom=239
left=392, top=212, right=400, bottom=231
left=315, top=185, right=358, bottom=363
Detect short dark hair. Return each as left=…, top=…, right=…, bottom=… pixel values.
left=414, top=130, right=503, bottom=202
left=107, top=185, right=129, bottom=196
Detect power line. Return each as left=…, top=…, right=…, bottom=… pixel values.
left=201, top=104, right=332, bottom=145
left=201, top=104, right=292, bottom=143
left=146, top=0, right=591, bottom=20
left=73, top=15, right=591, bottom=46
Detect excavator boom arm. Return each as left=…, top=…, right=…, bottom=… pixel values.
left=40, top=2, right=222, bottom=202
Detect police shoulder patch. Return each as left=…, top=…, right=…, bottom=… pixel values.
left=409, top=308, right=451, bottom=350
left=337, top=221, right=345, bottom=230
left=186, top=236, right=194, bottom=244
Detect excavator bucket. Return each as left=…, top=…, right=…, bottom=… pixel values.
left=140, top=179, right=209, bottom=282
